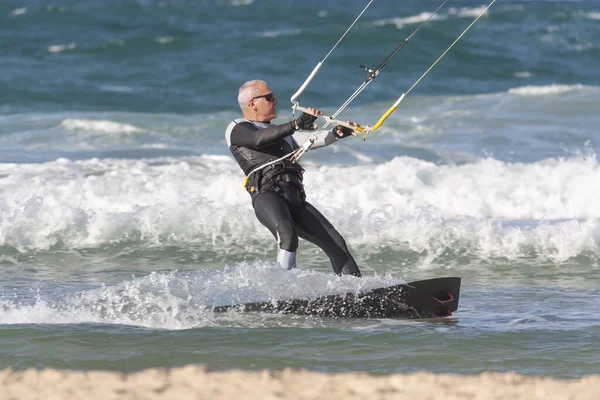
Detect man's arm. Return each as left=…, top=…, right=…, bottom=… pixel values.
left=291, top=129, right=338, bottom=149
left=228, top=111, right=320, bottom=149
left=229, top=121, right=296, bottom=149
left=292, top=124, right=357, bottom=150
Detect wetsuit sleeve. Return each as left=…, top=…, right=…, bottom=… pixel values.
left=229, top=121, right=296, bottom=149
left=291, top=129, right=337, bottom=149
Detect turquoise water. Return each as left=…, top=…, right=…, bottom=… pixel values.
left=0, top=0, right=599, bottom=379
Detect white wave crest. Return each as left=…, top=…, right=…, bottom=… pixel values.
left=61, top=119, right=143, bottom=134
left=47, top=43, right=77, bottom=53
left=583, top=12, right=600, bottom=20
left=373, top=12, right=446, bottom=29
left=0, top=154, right=597, bottom=263
left=508, top=84, right=585, bottom=96
left=257, top=29, right=302, bottom=38
left=514, top=71, right=532, bottom=79
left=154, top=36, right=176, bottom=44
left=11, top=8, right=27, bottom=16
left=373, top=4, right=492, bottom=30
left=230, top=0, right=253, bottom=6
left=448, top=5, right=492, bottom=18
left=498, top=5, right=525, bottom=13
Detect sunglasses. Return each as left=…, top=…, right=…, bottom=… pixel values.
left=252, top=93, right=275, bottom=102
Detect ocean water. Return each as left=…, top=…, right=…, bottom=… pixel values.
left=0, top=0, right=599, bottom=379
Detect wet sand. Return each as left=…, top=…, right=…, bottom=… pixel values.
left=2, top=365, right=599, bottom=399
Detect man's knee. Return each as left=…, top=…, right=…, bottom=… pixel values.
left=276, top=220, right=298, bottom=251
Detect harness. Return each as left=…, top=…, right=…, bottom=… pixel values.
left=246, top=159, right=305, bottom=200
left=225, top=118, right=306, bottom=203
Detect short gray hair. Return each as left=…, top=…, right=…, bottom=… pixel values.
left=237, top=80, right=266, bottom=110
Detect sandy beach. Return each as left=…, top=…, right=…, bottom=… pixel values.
left=1, top=365, right=599, bottom=400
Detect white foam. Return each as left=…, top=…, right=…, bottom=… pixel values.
left=230, top=0, right=253, bottom=6
left=0, top=265, right=403, bottom=328
left=0, top=154, right=597, bottom=261
left=498, top=5, right=524, bottom=13
left=61, top=119, right=143, bottom=134
left=310, top=154, right=599, bottom=220
left=569, top=43, right=594, bottom=51
left=154, top=36, right=176, bottom=44
left=373, top=4, right=493, bottom=29
left=514, top=71, right=532, bottom=79
left=448, top=5, right=492, bottom=18
left=47, top=43, right=77, bottom=53
left=98, top=85, right=134, bottom=93
left=11, top=7, right=27, bottom=16
left=583, top=12, right=600, bottom=20
left=257, top=29, right=302, bottom=38
left=373, top=12, right=446, bottom=29
left=508, top=84, right=585, bottom=96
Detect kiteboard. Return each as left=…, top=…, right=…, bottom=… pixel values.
left=213, top=277, right=461, bottom=319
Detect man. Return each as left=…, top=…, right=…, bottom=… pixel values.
left=225, top=79, right=362, bottom=277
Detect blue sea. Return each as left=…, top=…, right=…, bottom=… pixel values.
left=0, top=0, right=598, bottom=379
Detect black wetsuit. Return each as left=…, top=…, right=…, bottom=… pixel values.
left=225, top=118, right=361, bottom=277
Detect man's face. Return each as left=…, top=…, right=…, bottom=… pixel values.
left=249, top=83, right=278, bottom=121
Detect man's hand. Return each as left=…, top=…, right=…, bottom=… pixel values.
left=333, top=121, right=360, bottom=138
left=294, top=107, right=321, bottom=130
